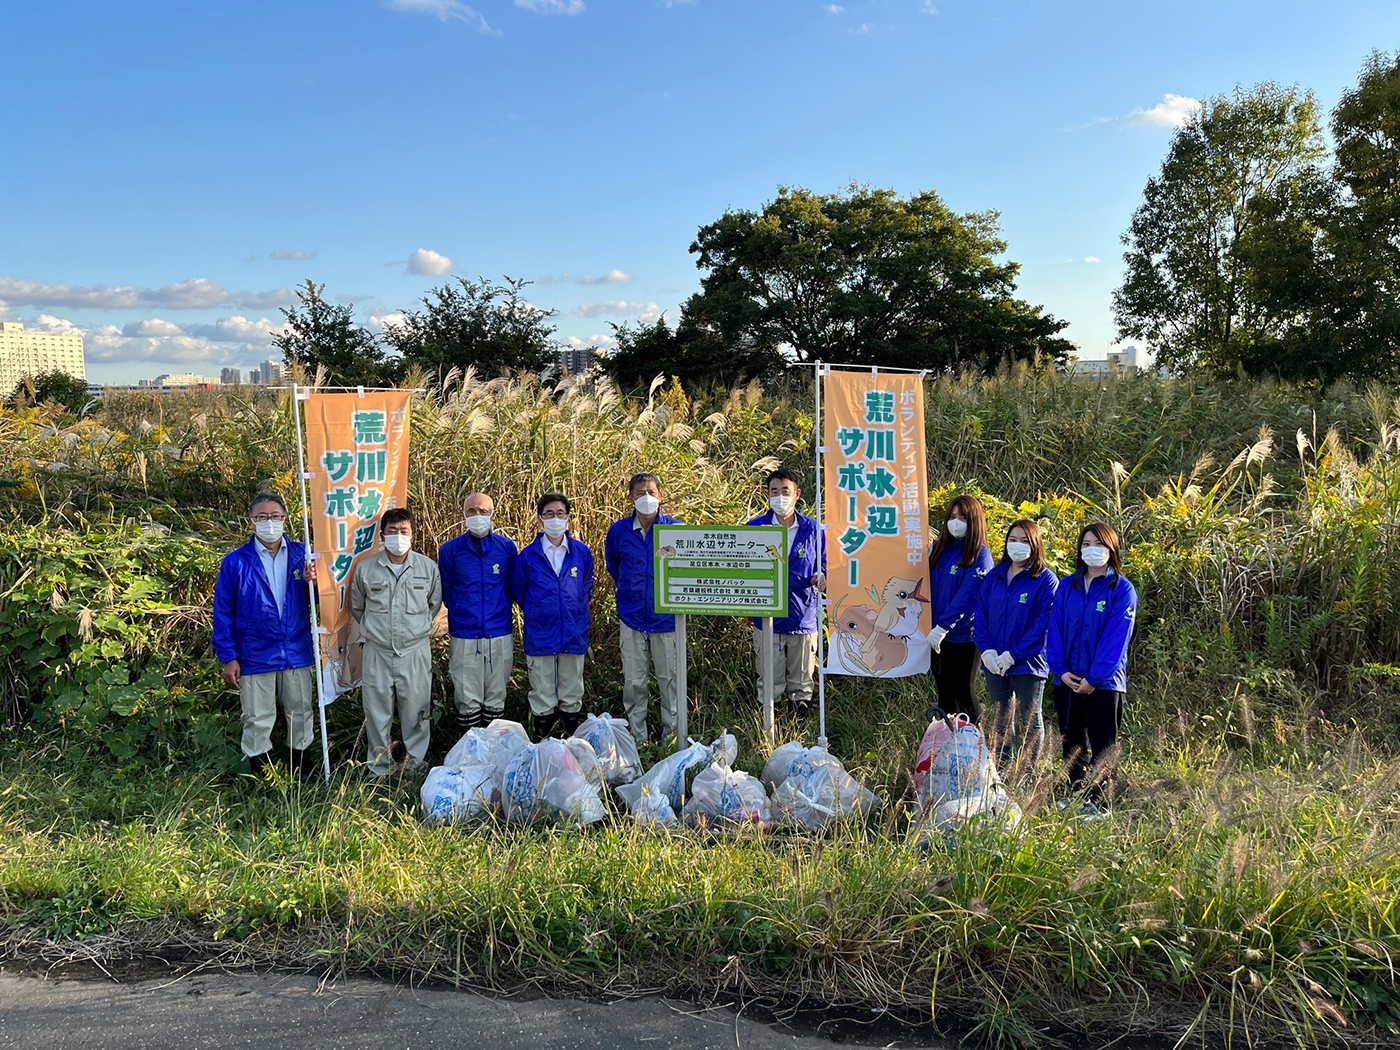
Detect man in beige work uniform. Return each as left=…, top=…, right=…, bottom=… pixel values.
left=350, top=507, right=443, bottom=776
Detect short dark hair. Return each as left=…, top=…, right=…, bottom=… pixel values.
left=627, top=472, right=661, bottom=495
left=380, top=507, right=413, bottom=533
left=249, top=491, right=286, bottom=516
left=537, top=492, right=571, bottom=515
left=765, top=467, right=801, bottom=489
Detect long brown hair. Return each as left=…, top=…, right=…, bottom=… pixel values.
left=930, top=495, right=987, bottom=569
left=1001, top=518, right=1046, bottom=576
left=1076, top=521, right=1123, bottom=583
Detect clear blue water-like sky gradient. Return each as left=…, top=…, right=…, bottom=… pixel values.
left=3, top=0, right=1397, bottom=383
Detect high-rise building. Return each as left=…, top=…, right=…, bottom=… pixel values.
left=221, top=367, right=243, bottom=385
left=253, top=360, right=285, bottom=386
left=0, top=321, right=86, bottom=395
left=156, top=372, right=220, bottom=387
left=558, top=346, right=595, bottom=376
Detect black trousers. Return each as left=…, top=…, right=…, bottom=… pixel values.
left=933, top=641, right=980, bottom=723
left=1052, top=684, right=1125, bottom=803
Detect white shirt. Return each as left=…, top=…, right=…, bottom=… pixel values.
left=388, top=558, right=410, bottom=577
left=544, top=533, right=570, bottom=575
left=255, top=539, right=289, bottom=618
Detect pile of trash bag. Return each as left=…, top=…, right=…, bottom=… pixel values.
left=501, top=737, right=608, bottom=825
left=570, top=713, right=642, bottom=785
left=682, top=762, right=772, bottom=827
left=911, top=714, right=1021, bottom=841
left=421, top=719, right=531, bottom=825
left=760, top=741, right=879, bottom=830
left=615, top=732, right=738, bottom=825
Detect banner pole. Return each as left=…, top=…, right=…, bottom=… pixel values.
left=674, top=613, right=688, bottom=746
left=814, top=361, right=828, bottom=749
left=761, top=617, right=776, bottom=748
left=292, top=381, right=333, bottom=784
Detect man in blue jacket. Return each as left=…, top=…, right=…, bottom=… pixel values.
left=746, top=468, right=826, bottom=710
left=604, top=472, right=681, bottom=743
left=438, top=492, right=518, bottom=737
left=212, top=492, right=318, bottom=777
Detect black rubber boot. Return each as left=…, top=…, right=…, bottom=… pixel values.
left=533, top=711, right=559, bottom=740
left=247, top=752, right=271, bottom=779
left=560, top=710, right=584, bottom=738
left=291, top=748, right=320, bottom=780
left=455, top=709, right=481, bottom=738
left=482, top=708, right=505, bottom=728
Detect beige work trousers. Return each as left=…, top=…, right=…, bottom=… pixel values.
left=525, top=654, right=585, bottom=717
left=238, top=666, right=315, bottom=758
left=362, top=641, right=433, bottom=777
left=751, top=630, right=818, bottom=705
left=619, top=624, right=679, bottom=742
left=448, top=634, right=513, bottom=720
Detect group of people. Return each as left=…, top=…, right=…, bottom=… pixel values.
left=211, top=472, right=1136, bottom=804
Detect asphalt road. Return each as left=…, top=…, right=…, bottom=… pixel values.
left=0, top=971, right=952, bottom=1049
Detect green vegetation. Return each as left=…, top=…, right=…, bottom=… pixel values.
left=1, top=366, right=1398, bottom=1046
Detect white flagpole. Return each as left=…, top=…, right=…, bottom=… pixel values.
left=292, top=381, right=333, bottom=784
left=814, top=360, right=828, bottom=750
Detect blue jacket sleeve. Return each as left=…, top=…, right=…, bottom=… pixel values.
left=938, top=544, right=992, bottom=633
left=604, top=523, right=621, bottom=582
left=820, top=525, right=827, bottom=577
left=212, top=556, right=238, bottom=664
left=438, top=539, right=455, bottom=607
left=509, top=549, right=529, bottom=610
left=1046, top=581, right=1069, bottom=682
left=1087, top=579, right=1138, bottom=690
left=1010, top=571, right=1056, bottom=665
left=972, top=573, right=994, bottom=652
left=504, top=542, right=519, bottom=605
left=583, top=544, right=596, bottom=598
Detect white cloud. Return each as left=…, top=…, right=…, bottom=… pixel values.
left=0, top=300, right=9, bottom=319
left=0, top=275, right=290, bottom=312
left=573, top=300, right=663, bottom=320
left=1084, top=256, right=1101, bottom=264
left=236, top=287, right=295, bottom=310
left=30, top=314, right=87, bottom=335
left=121, top=318, right=186, bottom=337
left=367, top=306, right=409, bottom=334
left=920, top=0, right=938, bottom=12
left=850, top=21, right=874, bottom=33
left=578, top=269, right=634, bottom=285
left=384, top=0, right=496, bottom=33
left=823, top=3, right=844, bottom=11
left=406, top=248, right=455, bottom=276
left=1129, top=94, right=1202, bottom=128
left=189, top=316, right=288, bottom=344
left=564, top=333, right=619, bottom=351
left=269, top=249, right=313, bottom=261
left=514, top=0, right=584, bottom=12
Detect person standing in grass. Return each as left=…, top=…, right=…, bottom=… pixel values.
left=1046, top=521, right=1138, bottom=809
left=350, top=508, right=443, bottom=779
left=605, top=472, right=682, bottom=744
left=438, top=492, right=517, bottom=737
left=974, top=518, right=1057, bottom=771
left=512, top=493, right=595, bottom=739
left=926, top=495, right=994, bottom=723
left=746, top=467, right=826, bottom=711
left=212, top=492, right=318, bottom=779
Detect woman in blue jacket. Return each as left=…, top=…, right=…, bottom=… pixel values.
left=510, top=492, right=595, bottom=739
left=1046, top=521, right=1138, bottom=808
left=926, top=495, right=993, bottom=722
left=974, top=519, right=1057, bottom=771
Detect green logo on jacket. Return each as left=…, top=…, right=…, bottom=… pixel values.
left=1096, top=600, right=1107, bottom=612
left=1018, top=592, right=1028, bottom=604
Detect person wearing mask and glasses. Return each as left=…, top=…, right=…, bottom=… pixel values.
left=926, top=495, right=994, bottom=723
left=604, top=472, right=682, bottom=744
left=974, top=518, right=1058, bottom=773
left=1046, top=521, right=1138, bottom=811
left=511, top=493, right=595, bottom=739
left=438, top=492, right=518, bottom=737
left=211, top=492, right=318, bottom=778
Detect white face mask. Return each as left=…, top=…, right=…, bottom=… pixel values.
left=254, top=519, right=284, bottom=544
left=945, top=518, right=968, bottom=539
left=769, top=494, right=796, bottom=517
left=634, top=494, right=660, bottom=516
left=1005, top=540, right=1032, bottom=563
left=1081, top=545, right=1110, bottom=568
left=542, top=517, right=568, bottom=539
left=383, top=533, right=412, bottom=556
left=464, top=514, right=492, bottom=537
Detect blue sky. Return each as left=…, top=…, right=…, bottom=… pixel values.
left=3, top=0, right=1397, bottom=383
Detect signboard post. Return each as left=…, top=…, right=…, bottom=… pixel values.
left=655, top=524, right=788, bottom=745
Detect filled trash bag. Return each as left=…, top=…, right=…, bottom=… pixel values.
left=564, top=736, right=606, bottom=793
left=760, top=741, right=879, bottom=829
left=681, top=762, right=772, bottom=827
left=615, top=732, right=738, bottom=815
left=420, top=764, right=497, bottom=825
left=913, top=714, right=995, bottom=809
left=502, top=738, right=607, bottom=825
left=629, top=784, right=679, bottom=828
left=444, top=718, right=531, bottom=774
left=571, top=713, right=642, bottom=785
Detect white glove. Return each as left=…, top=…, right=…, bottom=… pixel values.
left=997, top=651, right=1015, bottom=675
left=927, top=626, right=948, bottom=654
left=980, top=650, right=1001, bottom=675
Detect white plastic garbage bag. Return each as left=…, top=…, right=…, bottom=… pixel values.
left=444, top=719, right=530, bottom=774
left=761, top=741, right=879, bottom=829
left=629, top=784, right=678, bottom=828
left=682, top=763, right=772, bottom=827
left=420, top=764, right=497, bottom=825
left=564, top=736, right=606, bottom=792
left=502, top=738, right=607, bottom=825
left=616, top=732, right=738, bottom=814
left=914, top=716, right=995, bottom=810
left=571, top=713, right=642, bottom=785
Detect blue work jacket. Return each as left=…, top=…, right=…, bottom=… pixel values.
left=439, top=530, right=518, bottom=639
left=511, top=534, right=595, bottom=657
left=212, top=537, right=315, bottom=675
left=605, top=512, right=681, bottom=634
left=745, top=511, right=826, bottom=635
left=929, top=538, right=993, bottom=644
left=973, top=562, right=1059, bottom=678
left=1046, top=569, right=1139, bottom=693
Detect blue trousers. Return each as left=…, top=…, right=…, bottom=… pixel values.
left=982, top=671, right=1046, bottom=768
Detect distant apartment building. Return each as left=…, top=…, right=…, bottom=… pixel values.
left=221, top=367, right=243, bottom=385
left=558, top=346, right=595, bottom=375
left=1066, top=344, right=1140, bottom=380
left=156, top=372, right=220, bottom=387
left=0, top=321, right=86, bottom=394
left=250, top=360, right=285, bottom=385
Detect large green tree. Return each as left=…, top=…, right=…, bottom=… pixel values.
left=275, top=280, right=391, bottom=386
left=1113, top=83, right=1331, bottom=376
left=8, top=370, right=94, bottom=416
left=386, top=277, right=558, bottom=378
left=601, top=300, right=782, bottom=392
left=685, top=184, right=1072, bottom=372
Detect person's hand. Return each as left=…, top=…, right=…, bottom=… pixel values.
left=980, top=650, right=1001, bottom=675
left=222, top=659, right=241, bottom=688
left=1073, top=677, right=1095, bottom=695
left=928, top=626, right=948, bottom=654
left=1060, top=671, right=1081, bottom=689
left=812, top=572, right=826, bottom=593
left=997, top=651, right=1014, bottom=675
left=305, top=558, right=318, bottom=584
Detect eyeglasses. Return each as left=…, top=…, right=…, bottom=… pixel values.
left=252, top=513, right=287, bottom=523
left=539, top=510, right=569, bottom=519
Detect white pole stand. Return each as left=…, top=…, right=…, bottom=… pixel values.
left=761, top=617, right=776, bottom=748
left=674, top=614, right=688, bottom=746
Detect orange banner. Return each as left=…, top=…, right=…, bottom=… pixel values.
left=822, top=370, right=931, bottom=677
left=304, top=391, right=412, bottom=695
